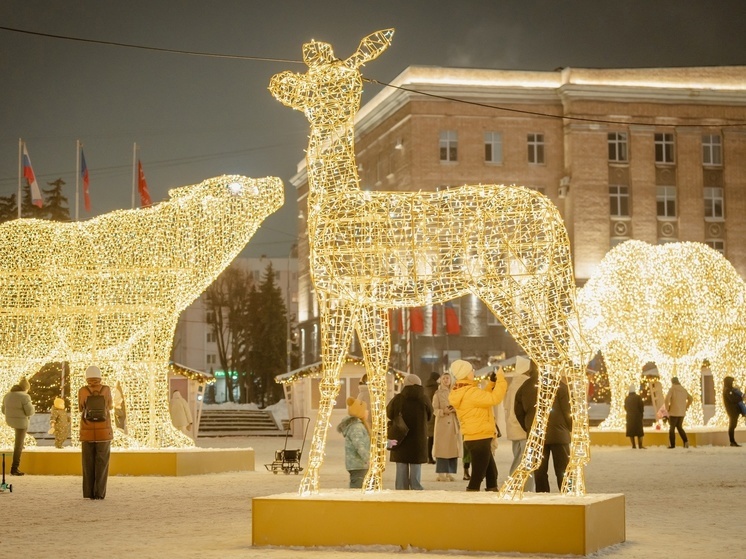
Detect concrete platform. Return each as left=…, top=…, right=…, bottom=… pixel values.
left=252, top=491, right=625, bottom=556
left=590, top=428, right=744, bottom=447
left=17, top=447, right=255, bottom=476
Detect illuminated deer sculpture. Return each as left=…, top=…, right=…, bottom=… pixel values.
left=270, top=29, right=591, bottom=497
left=0, top=175, right=283, bottom=449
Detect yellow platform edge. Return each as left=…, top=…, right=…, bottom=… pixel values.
left=252, top=492, right=625, bottom=556
left=17, top=447, right=255, bottom=476
left=590, top=429, right=741, bottom=447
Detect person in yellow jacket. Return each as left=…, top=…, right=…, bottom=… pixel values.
left=448, top=359, right=507, bottom=491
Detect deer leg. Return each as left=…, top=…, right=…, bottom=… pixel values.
left=499, top=366, right=560, bottom=500
left=298, top=297, right=355, bottom=496
left=358, top=305, right=390, bottom=492
left=562, top=362, right=590, bottom=495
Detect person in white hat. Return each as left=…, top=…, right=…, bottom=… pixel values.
left=448, top=359, right=507, bottom=492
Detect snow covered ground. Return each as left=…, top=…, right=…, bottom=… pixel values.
left=1, top=431, right=743, bottom=559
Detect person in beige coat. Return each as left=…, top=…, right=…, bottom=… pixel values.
left=665, top=376, right=692, bottom=449
left=432, top=372, right=461, bottom=481
left=169, top=390, right=193, bottom=436
left=504, top=356, right=534, bottom=491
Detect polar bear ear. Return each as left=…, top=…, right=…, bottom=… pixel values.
left=344, top=29, right=394, bottom=70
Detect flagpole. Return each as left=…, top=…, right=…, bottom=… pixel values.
left=75, top=140, right=81, bottom=221
left=132, top=142, right=137, bottom=209
left=17, top=138, right=22, bottom=219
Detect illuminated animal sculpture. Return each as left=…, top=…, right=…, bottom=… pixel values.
left=0, top=175, right=283, bottom=449
left=578, top=240, right=744, bottom=428
left=270, top=29, right=590, bottom=498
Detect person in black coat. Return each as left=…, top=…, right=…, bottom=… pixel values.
left=723, top=376, right=745, bottom=447
left=624, top=386, right=645, bottom=449
left=387, top=374, right=433, bottom=490
left=514, top=361, right=572, bottom=493
left=424, top=371, right=440, bottom=464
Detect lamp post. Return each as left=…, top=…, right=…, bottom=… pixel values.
left=286, top=243, right=298, bottom=373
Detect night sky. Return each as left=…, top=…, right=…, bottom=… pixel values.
left=2, top=0, right=745, bottom=257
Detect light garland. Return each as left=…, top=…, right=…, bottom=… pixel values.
left=0, top=175, right=283, bottom=449
left=270, top=29, right=591, bottom=498
left=578, top=240, right=745, bottom=428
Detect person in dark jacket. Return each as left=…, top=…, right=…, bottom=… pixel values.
left=624, top=385, right=645, bottom=449
left=387, top=374, right=433, bottom=490
left=514, top=361, right=572, bottom=493
left=424, top=372, right=440, bottom=463
left=78, top=365, right=114, bottom=499
left=723, top=376, right=745, bottom=447
left=1, top=376, right=35, bottom=475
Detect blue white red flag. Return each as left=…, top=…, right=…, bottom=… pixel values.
left=81, top=149, right=91, bottom=211
left=22, top=143, right=43, bottom=208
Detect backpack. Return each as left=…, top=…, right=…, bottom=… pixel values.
left=84, top=387, right=107, bottom=422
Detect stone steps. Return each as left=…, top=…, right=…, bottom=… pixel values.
left=197, top=408, right=283, bottom=436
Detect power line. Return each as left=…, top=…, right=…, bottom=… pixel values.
left=0, top=25, right=304, bottom=64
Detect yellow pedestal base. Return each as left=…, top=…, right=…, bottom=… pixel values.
left=18, top=447, right=254, bottom=476
left=252, top=491, right=625, bottom=556
left=590, top=429, right=739, bottom=447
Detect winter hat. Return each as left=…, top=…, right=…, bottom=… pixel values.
left=671, top=376, right=680, bottom=385
left=450, top=359, right=473, bottom=381
left=54, top=397, right=65, bottom=410
left=18, top=377, right=30, bottom=392
left=628, top=384, right=637, bottom=393
left=85, top=365, right=102, bottom=379
left=514, top=355, right=531, bottom=375
left=403, top=374, right=421, bottom=387
left=346, top=397, right=367, bottom=420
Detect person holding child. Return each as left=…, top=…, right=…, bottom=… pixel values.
left=337, top=397, right=371, bottom=488
left=723, top=376, right=746, bottom=447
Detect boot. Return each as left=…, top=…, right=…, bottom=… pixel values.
left=463, top=464, right=471, bottom=481
left=446, top=474, right=456, bottom=481
left=630, top=437, right=636, bottom=449
left=683, top=441, right=689, bottom=448
left=437, top=473, right=447, bottom=482
left=10, top=468, right=25, bottom=476
left=638, top=437, right=646, bottom=449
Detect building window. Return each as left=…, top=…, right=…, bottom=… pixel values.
left=527, top=133, right=545, bottom=164
left=705, top=240, right=725, bottom=254
left=439, top=130, right=458, bottom=162
left=704, top=187, right=724, bottom=219
left=702, top=134, right=722, bottom=166
left=654, top=133, right=675, bottom=164
left=608, top=132, right=628, bottom=162
left=609, top=185, right=629, bottom=217
left=484, top=132, right=503, bottom=164
left=205, top=310, right=215, bottom=323
left=206, top=332, right=216, bottom=343
left=206, top=354, right=217, bottom=365
left=656, top=186, right=677, bottom=218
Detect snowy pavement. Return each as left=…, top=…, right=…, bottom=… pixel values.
left=0, top=433, right=743, bottom=558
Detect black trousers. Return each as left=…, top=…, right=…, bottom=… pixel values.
left=535, top=443, right=570, bottom=493
left=464, top=438, right=497, bottom=491
left=727, top=414, right=739, bottom=444
left=82, top=441, right=111, bottom=499
left=668, top=416, right=688, bottom=447
left=12, top=428, right=26, bottom=470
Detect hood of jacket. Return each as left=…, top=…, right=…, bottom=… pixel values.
left=337, top=415, right=363, bottom=436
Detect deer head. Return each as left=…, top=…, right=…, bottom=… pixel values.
left=269, top=29, right=394, bottom=128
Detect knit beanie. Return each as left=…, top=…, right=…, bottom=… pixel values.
left=346, top=397, right=367, bottom=420
left=85, top=366, right=102, bottom=379
left=18, top=377, right=30, bottom=392
left=403, top=374, right=421, bottom=387
left=450, top=359, right=473, bottom=381
left=54, top=397, right=65, bottom=410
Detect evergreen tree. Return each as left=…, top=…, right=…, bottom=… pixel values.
left=43, top=178, right=71, bottom=222
left=21, top=182, right=45, bottom=219
left=248, top=262, right=288, bottom=407
left=0, top=193, right=17, bottom=223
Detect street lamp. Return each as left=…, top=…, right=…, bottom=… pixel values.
left=286, top=243, right=298, bottom=373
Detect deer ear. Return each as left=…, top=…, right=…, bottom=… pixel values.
left=269, top=71, right=304, bottom=109
left=345, top=28, right=394, bottom=69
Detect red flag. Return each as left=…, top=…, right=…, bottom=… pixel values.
left=22, top=143, right=43, bottom=208
left=81, top=149, right=91, bottom=211
left=410, top=307, right=424, bottom=333
left=137, top=160, right=152, bottom=207
left=445, top=301, right=460, bottom=335
left=431, top=306, right=438, bottom=335
left=388, top=309, right=395, bottom=332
